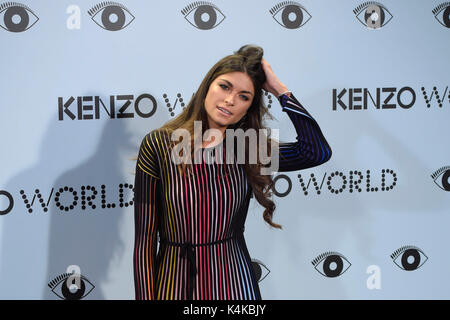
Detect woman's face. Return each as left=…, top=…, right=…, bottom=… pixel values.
left=204, top=71, right=254, bottom=133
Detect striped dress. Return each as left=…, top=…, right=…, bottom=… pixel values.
left=133, top=93, right=332, bottom=300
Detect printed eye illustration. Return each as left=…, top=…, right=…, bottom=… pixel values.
left=312, top=251, right=351, bottom=277
left=252, top=259, right=271, bottom=282
left=431, top=166, right=450, bottom=191
left=88, top=1, right=135, bottom=31
left=432, top=2, right=450, bottom=28
left=0, top=2, right=38, bottom=33
left=269, top=1, right=311, bottom=29
left=391, top=245, right=428, bottom=271
left=48, top=273, right=95, bottom=300
left=353, top=1, right=393, bottom=29
left=181, top=1, right=225, bottom=30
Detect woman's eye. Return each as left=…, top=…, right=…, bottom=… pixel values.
left=241, top=95, right=249, bottom=101
left=219, top=84, right=228, bottom=90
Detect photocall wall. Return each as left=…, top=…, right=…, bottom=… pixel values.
left=0, top=0, right=449, bottom=299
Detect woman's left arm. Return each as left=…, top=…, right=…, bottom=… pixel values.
left=276, top=92, right=332, bottom=171
left=261, top=58, right=332, bottom=172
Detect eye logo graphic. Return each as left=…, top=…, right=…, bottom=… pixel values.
left=48, top=267, right=95, bottom=300
left=312, top=251, right=351, bottom=278
left=88, top=1, right=134, bottom=31
left=269, top=1, right=311, bottom=29
left=391, top=245, right=428, bottom=271
left=0, top=2, right=38, bottom=32
left=251, top=259, right=271, bottom=282
left=181, top=1, right=225, bottom=30
left=432, top=2, right=450, bottom=28
left=431, top=166, right=450, bottom=191
left=353, top=1, right=393, bottom=29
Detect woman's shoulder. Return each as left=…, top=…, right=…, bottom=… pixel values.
left=137, top=129, right=170, bottom=179
left=139, top=128, right=169, bottom=157
left=142, top=128, right=171, bottom=143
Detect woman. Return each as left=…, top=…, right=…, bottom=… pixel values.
left=133, top=45, right=332, bottom=300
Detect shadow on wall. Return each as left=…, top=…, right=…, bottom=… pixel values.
left=0, top=112, right=135, bottom=299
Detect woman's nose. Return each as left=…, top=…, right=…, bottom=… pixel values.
left=225, top=94, right=234, bottom=105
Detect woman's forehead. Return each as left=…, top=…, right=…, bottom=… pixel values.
left=216, top=71, right=254, bottom=92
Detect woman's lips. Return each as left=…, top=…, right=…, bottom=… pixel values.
left=217, top=106, right=232, bottom=116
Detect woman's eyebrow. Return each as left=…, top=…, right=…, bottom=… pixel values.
left=219, top=79, right=253, bottom=96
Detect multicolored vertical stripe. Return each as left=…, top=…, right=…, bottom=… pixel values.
left=133, top=92, right=332, bottom=300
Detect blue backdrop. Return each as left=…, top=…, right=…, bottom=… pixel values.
left=0, top=0, right=449, bottom=299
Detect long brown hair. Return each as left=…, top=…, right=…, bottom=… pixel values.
left=159, top=44, right=282, bottom=229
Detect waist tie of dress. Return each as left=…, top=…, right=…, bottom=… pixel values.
left=159, top=232, right=243, bottom=300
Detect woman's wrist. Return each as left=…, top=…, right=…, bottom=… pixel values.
left=276, top=88, right=291, bottom=97
left=274, top=85, right=290, bottom=97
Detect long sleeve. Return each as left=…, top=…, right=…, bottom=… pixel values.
left=276, top=92, right=332, bottom=172
left=133, top=132, right=161, bottom=300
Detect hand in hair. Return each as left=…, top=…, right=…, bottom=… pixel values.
left=260, top=57, right=290, bottom=97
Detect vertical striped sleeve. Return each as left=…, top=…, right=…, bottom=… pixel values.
left=137, top=132, right=161, bottom=179
left=133, top=132, right=161, bottom=300
left=276, top=92, right=332, bottom=172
